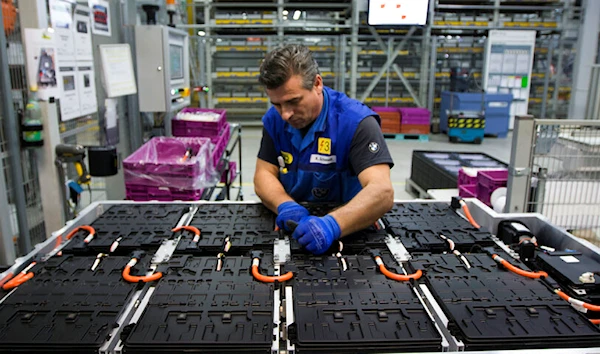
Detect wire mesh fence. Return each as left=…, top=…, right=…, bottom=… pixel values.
left=527, top=121, right=600, bottom=244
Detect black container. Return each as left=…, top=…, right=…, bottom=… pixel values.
left=88, top=145, right=118, bottom=176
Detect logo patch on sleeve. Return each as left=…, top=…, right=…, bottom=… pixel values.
left=368, top=142, right=380, bottom=153
left=317, top=137, right=331, bottom=155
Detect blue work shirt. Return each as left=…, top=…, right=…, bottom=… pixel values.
left=262, top=86, right=379, bottom=202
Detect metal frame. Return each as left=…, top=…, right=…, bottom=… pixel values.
left=506, top=117, right=600, bottom=217
left=2, top=199, right=600, bottom=353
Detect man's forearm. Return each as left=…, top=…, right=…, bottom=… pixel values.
left=329, top=182, right=394, bottom=237
left=254, top=170, right=294, bottom=213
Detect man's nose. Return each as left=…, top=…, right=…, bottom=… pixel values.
left=281, top=106, right=293, bottom=121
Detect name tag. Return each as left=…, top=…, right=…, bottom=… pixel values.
left=310, top=154, right=337, bottom=165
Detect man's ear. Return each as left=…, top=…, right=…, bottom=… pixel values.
left=314, top=74, right=323, bottom=94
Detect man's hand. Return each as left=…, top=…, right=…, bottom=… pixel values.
left=276, top=201, right=310, bottom=232
left=292, top=215, right=341, bottom=255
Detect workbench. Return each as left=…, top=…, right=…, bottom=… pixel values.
left=1, top=200, right=599, bottom=353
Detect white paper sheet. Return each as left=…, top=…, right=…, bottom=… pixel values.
left=58, top=62, right=81, bottom=120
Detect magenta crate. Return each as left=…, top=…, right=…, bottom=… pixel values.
left=458, top=168, right=478, bottom=188
left=172, top=108, right=227, bottom=137
left=211, top=123, right=231, bottom=166
left=220, top=161, right=237, bottom=183
left=458, top=184, right=477, bottom=199
left=399, top=107, right=431, bottom=125
left=477, top=169, right=508, bottom=206
left=371, top=106, right=399, bottom=113
left=123, top=137, right=214, bottom=191
left=126, top=184, right=204, bottom=201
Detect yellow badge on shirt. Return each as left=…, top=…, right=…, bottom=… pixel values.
left=281, top=151, right=293, bottom=164
left=317, top=137, right=331, bottom=155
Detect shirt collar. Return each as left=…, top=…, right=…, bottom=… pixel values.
left=287, top=88, right=329, bottom=151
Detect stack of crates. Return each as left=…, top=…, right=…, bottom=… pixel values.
left=172, top=108, right=235, bottom=182
left=458, top=167, right=508, bottom=206
left=123, top=137, right=214, bottom=201
left=399, top=107, right=430, bottom=135
left=371, top=106, right=400, bottom=133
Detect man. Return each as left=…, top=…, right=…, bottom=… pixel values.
left=254, top=44, right=394, bottom=255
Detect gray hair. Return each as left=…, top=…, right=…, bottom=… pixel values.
left=258, top=44, right=320, bottom=90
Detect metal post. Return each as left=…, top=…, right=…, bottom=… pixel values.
left=204, top=0, right=214, bottom=108
left=585, top=65, right=600, bottom=119
left=427, top=36, right=437, bottom=112
left=340, top=35, right=346, bottom=94
left=505, top=115, right=536, bottom=213
left=551, top=3, right=569, bottom=118
left=385, top=38, right=392, bottom=106
left=122, top=0, right=142, bottom=150
left=540, top=42, right=553, bottom=119
left=0, top=6, right=31, bottom=255
left=38, top=101, right=66, bottom=232
left=568, top=0, right=600, bottom=119
left=493, top=0, right=500, bottom=26
left=419, top=0, right=435, bottom=106
left=277, top=0, right=284, bottom=42
left=360, top=26, right=416, bottom=102
left=534, top=167, right=547, bottom=214
left=350, top=0, right=359, bottom=99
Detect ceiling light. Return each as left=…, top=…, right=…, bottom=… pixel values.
left=282, top=10, right=289, bottom=16
left=198, top=30, right=206, bottom=36
left=293, top=10, right=301, bottom=20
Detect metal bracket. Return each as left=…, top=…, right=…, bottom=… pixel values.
left=508, top=167, right=531, bottom=176
left=385, top=235, right=411, bottom=262
left=273, top=238, right=291, bottom=264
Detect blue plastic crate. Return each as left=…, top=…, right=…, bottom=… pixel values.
left=440, top=91, right=512, bottom=137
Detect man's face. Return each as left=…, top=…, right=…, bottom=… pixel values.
left=266, top=74, right=323, bottom=130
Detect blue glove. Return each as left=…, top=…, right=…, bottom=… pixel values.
left=292, top=215, right=341, bottom=255
left=276, top=201, right=310, bottom=232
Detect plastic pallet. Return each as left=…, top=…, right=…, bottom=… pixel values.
left=62, top=204, right=188, bottom=255
left=283, top=253, right=442, bottom=353
left=0, top=254, right=152, bottom=352
left=408, top=252, right=600, bottom=350
left=410, top=150, right=506, bottom=191
left=384, top=133, right=429, bottom=142
left=123, top=254, right=275, bottom=353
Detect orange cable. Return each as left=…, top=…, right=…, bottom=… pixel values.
left=251, top=259, right=293, bottom=283
left=460, top=201, right=480, bottom=229
left=492, top=254, right=548, bottom=279
left=375, top=256, right=422, bottom=281
left=555, top=290, right=600, bottom=312
left=122, top=258, right=163, bottom=283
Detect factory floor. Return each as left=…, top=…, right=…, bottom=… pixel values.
left=234, top=126, right=513, bottom=202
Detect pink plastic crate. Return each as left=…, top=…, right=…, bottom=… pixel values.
left=125, top=184, right=204, bottom=201
left=458, top=184, right=477, bottom=198
left=211, top=123, right=231, bottom=166
left=399, top=107, right=431, bottom=125
left=172, top=108, right=227, bottom=137
left=220, top=161, right=237, bottom=183
left=476, top=169, right=508, bottom=206
left=123, top=137, right=214, bottom=190
left=371, top=106, right=399, bottom=113
left=458, top=168, right=478, bottom=188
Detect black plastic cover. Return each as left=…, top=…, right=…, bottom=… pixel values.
left=283, top=253, right=441, bottom=353
left=382, top=203, right=495, bottom=252
left=62, top=204, right=188, bottom=255
left=175, top=204, right=277, bottom=255
left=0, top=254, right=152, bottom=353
left=409, top=252, right=600, bottom=350
left=123, top=254, right=275, bottom=353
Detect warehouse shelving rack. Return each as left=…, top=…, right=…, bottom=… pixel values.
left=180, top=0, right=581, bottom=124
